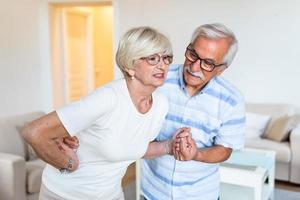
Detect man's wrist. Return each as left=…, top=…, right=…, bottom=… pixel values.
left=193, top=149, right=201, bottom=161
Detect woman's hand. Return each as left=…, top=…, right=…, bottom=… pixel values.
left=54, top=137, right=79, bottom=172
left=63, top=136, right=79, bottom=150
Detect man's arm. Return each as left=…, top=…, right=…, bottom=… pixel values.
left=21, top=111, right=78, bottom=171
left=193, top=145, right=232, bottom=163
left=174, top=133, right=232, bottom=163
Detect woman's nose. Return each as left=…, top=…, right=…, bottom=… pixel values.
left=156, top=59, right=167, bottom=69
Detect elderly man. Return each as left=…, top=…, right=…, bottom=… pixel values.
left=141, top=23, right=246, bottom=200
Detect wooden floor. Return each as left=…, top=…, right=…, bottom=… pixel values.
left=122, top=163, right=300, bottom=193
left=275, top=180, right=300, bottom=192
left=122, top=163, right=136, bottom=187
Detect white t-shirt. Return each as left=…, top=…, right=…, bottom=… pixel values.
left=42, top=79, right=169, bottom=200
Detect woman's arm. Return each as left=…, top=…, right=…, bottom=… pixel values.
left=143, top=128, right=191, bottom=159
left=21, top=111, right=79, bottom=171
left=142, top=140, right=171, bottom=159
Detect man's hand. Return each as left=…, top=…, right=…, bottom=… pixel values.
left=173, top=128, right=198, bottom=161
left=170, top=127, right=190, bottom=156
left=177, top=136, right=198, bottom=161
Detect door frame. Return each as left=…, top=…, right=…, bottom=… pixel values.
left=61, top=7, right=94, bottom=102
left=39, top=0, right=117, bottom=108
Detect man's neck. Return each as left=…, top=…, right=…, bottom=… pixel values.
left=186, top=83, right=206, bottom=97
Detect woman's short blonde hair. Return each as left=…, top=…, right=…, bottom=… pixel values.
left=116, top=26, right=172, bottom=77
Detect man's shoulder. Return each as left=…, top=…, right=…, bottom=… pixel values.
left=166, top=64, right=182, bottom=79
left=168, top=64, right=182, bottom=72
left=213, top=76, right=244, bottom=102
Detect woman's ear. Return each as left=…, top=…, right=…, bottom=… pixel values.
left=125, top=67, right=135, bottom=78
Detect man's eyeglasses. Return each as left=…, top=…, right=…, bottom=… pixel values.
left=185, top=44, right=226, bottom=72
left=141, top=54, right=173, bottom=66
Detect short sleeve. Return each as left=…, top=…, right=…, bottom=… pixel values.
left=56, top=86, right=117, bottom=136
left=214, top=99, right=246, bottom=150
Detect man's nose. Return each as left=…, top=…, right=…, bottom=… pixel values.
left=190, top=59, right=201, bottom=72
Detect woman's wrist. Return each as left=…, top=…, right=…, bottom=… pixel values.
left=163, top=140, right=171, bottom=155
left=59, top=158, right=73, bottom=174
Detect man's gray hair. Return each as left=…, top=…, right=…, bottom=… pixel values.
left=191, top=23, right=238, bottom=66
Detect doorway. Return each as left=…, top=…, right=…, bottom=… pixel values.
left=49, top=3, right=113, bottom=108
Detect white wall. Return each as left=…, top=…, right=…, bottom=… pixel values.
left=117, top=0, right=300, bottom=108
left=0, top=0, right=53, bottom=118
left=1, top=0, right=299, bottom=118
left=0, top=0, right=112, bottom=118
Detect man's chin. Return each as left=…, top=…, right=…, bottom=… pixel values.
left=184, top=75, right=204, bottom=87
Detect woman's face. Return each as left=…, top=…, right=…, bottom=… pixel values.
left=131, top=53, right=171, bottom=88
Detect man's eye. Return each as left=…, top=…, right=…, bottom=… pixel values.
left=190, top=52, right=198, bottom=59
left=203, top=60, right=214, bottom=66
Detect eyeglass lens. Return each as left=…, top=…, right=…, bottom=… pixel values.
left=145, top=54, right=173, bottom=65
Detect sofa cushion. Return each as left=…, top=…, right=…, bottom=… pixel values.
left=246, top=103, right=297, bottom=138
left=245, top=138, right=291, bottom=163
left=0, top=112, right=44, bottom=160
left=26, top=159, right=46, bottom=193
left=0, top=118, right=27, bottom=158
left=265, top=114, right=300, bottom=142
left=245, top=112, right=270, bottom=138
left=27, top=144, right=38, bottom=161
left=16, top=124, right=39, bottom=161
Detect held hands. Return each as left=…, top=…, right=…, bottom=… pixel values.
left=171, top=127, right=197, bottom=161
left=54, top=136, right=80, bottom=172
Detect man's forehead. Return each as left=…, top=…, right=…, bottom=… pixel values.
left=192, top=38, right=229, bottom=59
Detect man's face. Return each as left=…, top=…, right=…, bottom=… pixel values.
left=183, top=37, right=230, bottom=94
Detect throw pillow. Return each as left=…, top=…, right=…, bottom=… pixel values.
left=245, top=112, right=271, bottom=138
left=16, top=124, right=38, bottom=161
left=27, top=143, right=38, bottom=160
left=265, top=114, right=300, bottom=142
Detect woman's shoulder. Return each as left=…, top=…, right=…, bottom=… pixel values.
left=95, top=78, right=124, bottom=89
left=93, top=79, right=125, bottom=95
left=153, top=90, right=169, bottom=111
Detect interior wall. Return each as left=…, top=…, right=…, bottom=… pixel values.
left=0, top=0, right=112, bottom=118
left=0, top=0, right=53, bottom=118
left=1, top=0, right=299, bottom=118
left=117, top=0, right=300, bottom=108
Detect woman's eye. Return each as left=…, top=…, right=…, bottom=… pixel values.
left=149, top=57, right=157, bottom=61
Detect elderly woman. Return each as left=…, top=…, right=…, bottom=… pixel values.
left=22, top=27, right=173, bottom=200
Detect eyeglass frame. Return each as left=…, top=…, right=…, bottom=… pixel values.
left=185, top=44, right=226, bottom=72
left=140, top=54, right=173, bottom=66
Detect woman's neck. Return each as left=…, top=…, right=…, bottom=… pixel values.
left=125, top=78, right=155, bottom=114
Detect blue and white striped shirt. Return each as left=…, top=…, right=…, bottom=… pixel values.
left=142, top=64, right=245, bottom=200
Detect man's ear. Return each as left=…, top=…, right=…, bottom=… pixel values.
left=216, top=66, right=227, bottom=76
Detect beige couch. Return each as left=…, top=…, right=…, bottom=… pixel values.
left=0, top=112, right=46, bottom=200
left=245, top=103, right=300, bottom=184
